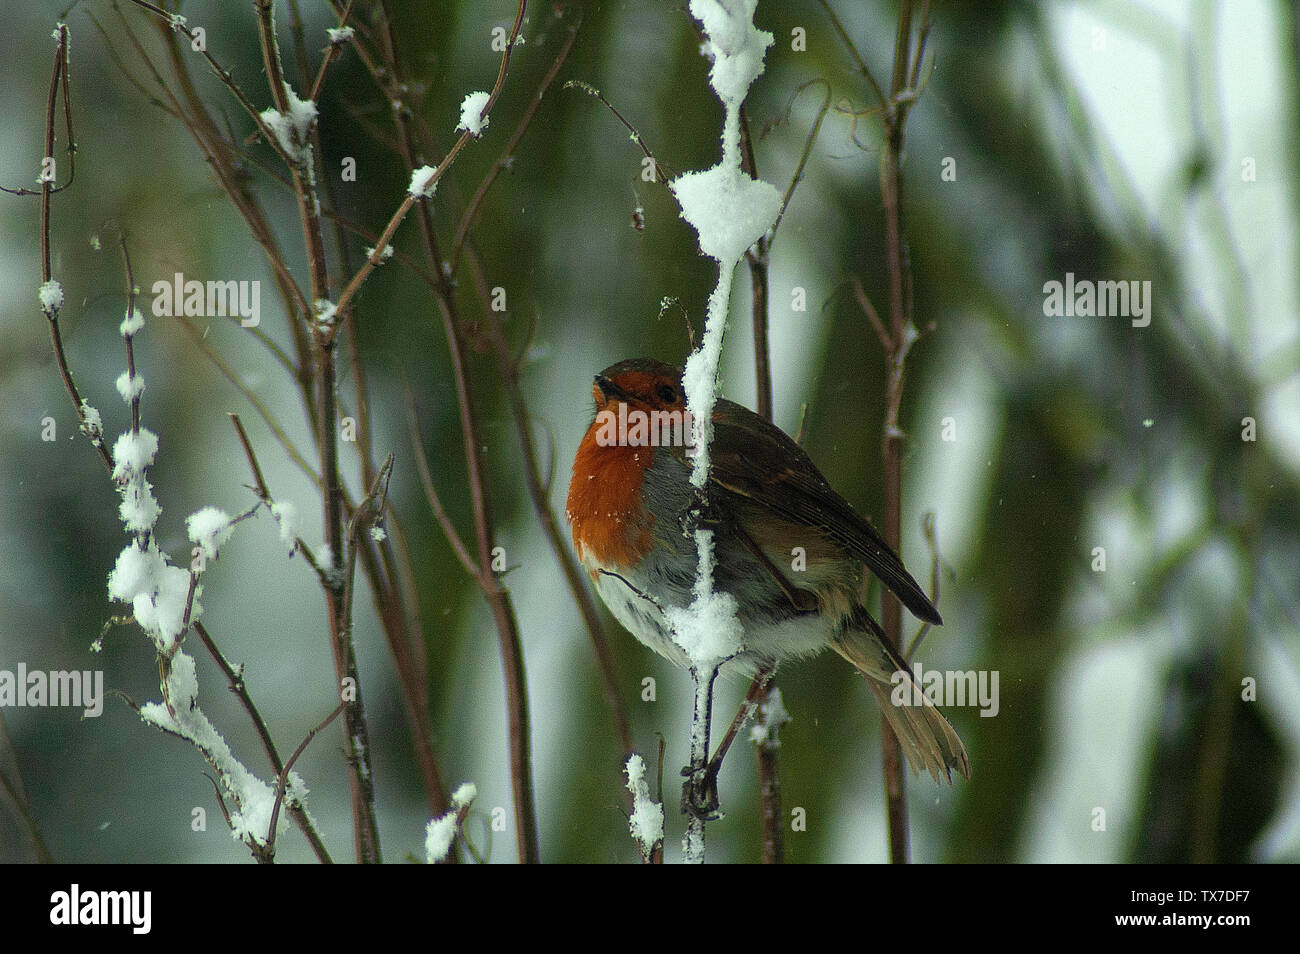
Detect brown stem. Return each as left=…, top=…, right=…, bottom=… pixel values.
left=266, top=700, right=347, bottom=860
left=193, top=621, right=332, bottom=863
left=442, top=12, right=632, bottom=757
left=27, top=27, right=113, bottom=474
left=258, top=7, right=448, bottom=831
left=830, top=0, right=929, bottom=865
left=141, top=12, right=314, bottom=406
left=757, top=743, right=783, bottom=863
left=298, top=7, right=448, bottom=830
left=252, top=0, right=380, bottom=863
left=876, top=0, right=929, bottom=867
left=707, top=668, right=771, bottom=777
left=309, top=0, right=357, bottom=103
left=374, top=0, right=539, bottom=863
left=0, top=713, right=54, bottom=863
left=755, top=683, right=785, bottom=865
left=738, top=108, right=781, bottom=860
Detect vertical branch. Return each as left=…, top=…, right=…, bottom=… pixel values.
left=735, top=73, right=830, bottom=870
left=0, top=712, right=54, bottom=863
left=194, top=620, right=333, bottom=863
left=446, top=12, right=633, bottom=758
left=740, top=108, right=774, bottom=423
left=1191, top=526, right=1256, bottom=862
left=827, top=0, right=932, bottom=864
left=11, top=24, right=112, bottom=473
left=252, top=0, right=380, bottom=863
left=875, top=0, right=929, bottom=866
left=303, top=0, right=454, bottom=830
left=683, top=665, right=719, bottom=864
left=373, top=0, right=539, bottom=864
left=751, top=682, right=789, bottom=865
left=757, top=732, right=783, bottom=863
left=738, top=108, right=782, bottom=861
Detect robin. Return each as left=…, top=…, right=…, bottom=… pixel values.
left=566, top=357, right=970, bottom=783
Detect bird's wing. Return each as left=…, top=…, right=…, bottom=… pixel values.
left=704, top=399, right=942, bottom=625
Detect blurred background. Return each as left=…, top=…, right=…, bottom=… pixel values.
left=1, top=0, right=1297, bottom=863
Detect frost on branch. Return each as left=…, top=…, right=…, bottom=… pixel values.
left=673, top=165, right=782, bottom=266
left=313, top=298, right=338, bottom=325
left=120, top=306, right=145, bottom=338
left=425, top=782, right=478, bottom=863
left=106, top=540, right=197, bottom=654
left=691, top=0, right=772, bottom=107
left=408, top=164, right=439, bottom=198
left=668, top=5, right=781, bottom=855
left=748, top=686, right=790, bottom=748
left=670, top=1, right=779, bottom=266
left=670, top=0, right=780, bottom=494
left=92, top=286, right=299, bottom=856
left=259, top=83, right=318, bottom=165
left=39, top=279, right=64, bottom=318
left=270, top=500, right=297, bottom=554
left=664, top=523, right=743, bottom=667
left=79, top=400, right=103, bottom=446
left=624, top=754, right=664, bottom=861
left=139, top=651, right=293, bottom=847
left=187, top=506, right=234, bottom=563
left=456, top=90, right=491, bottom=138
left=111, top=429, right=158, bottom=478
left=110, top=429, right=162, bottom=533
left=115, top=370, right=145, bottom=403
left=363, top=244, right=394, bottom=265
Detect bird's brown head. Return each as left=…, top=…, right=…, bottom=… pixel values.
left=590, top=358, right=687, bottom=416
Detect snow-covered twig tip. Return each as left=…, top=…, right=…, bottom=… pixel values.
left=624, top=754, right=664, bottom=861
left=408, top=164, right=439, bottom=198
left=456, top=90, right=491, bottom=138
left=425, top=782, right=478, bottom=863
left=748, top=686, right=790, bottom=749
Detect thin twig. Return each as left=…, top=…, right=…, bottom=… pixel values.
left=178, top=319, right=320, bottom=487
left=372, top=0, right=540, bottom=863
left=765, top=80, right=833, bottom=252
left=405, top=390, right=478, bottom=579
left=123, top=0, right=307, bottom=168
left=852, top=276, right=892, bottom=352
left=904, top=511, right=941, bottom=661
left=193, top=621, right=332, bottom=862
left=266, top=700, right=347, bottom=859
left=332, top=0, right=529, bottom=324
left=451, top=13, right=581, bottom=273
left=309, top=0, right=356, bottom=103
left=824, top=0, right=934, bottom=865
left=563, top=80, right=676, bottom=183
left=22, top=26, right=113, bottom=474
left=443, top=11, right=634, bottom=756
left=735, top=110, right=784, bottom=858
left=818, top=0, right=889, bottom=112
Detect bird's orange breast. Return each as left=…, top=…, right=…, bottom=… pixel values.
left=566, top=427, right=657, bottom=570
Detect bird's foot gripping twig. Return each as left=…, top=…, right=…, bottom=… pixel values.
left=679, top=486, right=725, bottom=538
left=681, top=761, right=724, bottom=822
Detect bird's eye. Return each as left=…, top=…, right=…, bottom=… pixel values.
left=656, top=384, right=678, bottom=403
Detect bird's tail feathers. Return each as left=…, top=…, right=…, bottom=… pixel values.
left=832, top=616, right=971, bottom=784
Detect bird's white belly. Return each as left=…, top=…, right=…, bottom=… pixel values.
left=592, top=567, right=832, bottom=674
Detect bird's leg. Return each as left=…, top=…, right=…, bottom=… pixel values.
left=702, top=664, right=774, bottom=791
